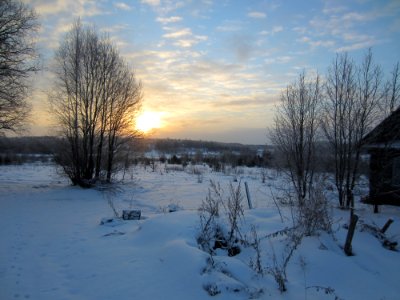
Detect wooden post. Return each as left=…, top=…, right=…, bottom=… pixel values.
left=344, top=213, right=359, bottom=256
left=244, top=182, right=253, bottom=209
left=380, top=218, right=394, bottom=234
left=373, top=203, right=379, bottom=213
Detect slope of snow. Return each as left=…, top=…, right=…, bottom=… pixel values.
left=1, top=163, right=399, bottom=299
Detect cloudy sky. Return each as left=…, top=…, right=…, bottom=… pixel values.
left=24, top=0, right=400, bottom=144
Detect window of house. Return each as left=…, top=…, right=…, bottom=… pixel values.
left=393, top=156, right=400, bottom=187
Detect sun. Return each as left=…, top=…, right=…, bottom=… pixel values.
left=136, top=111, right=163, bottom=133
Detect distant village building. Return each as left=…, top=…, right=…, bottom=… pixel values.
left=363, top=107, right=400, bottom=206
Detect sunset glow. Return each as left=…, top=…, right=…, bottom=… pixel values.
left=25, top=0, right=400, bottom=144
left=136, top=111, right=163, bottom=133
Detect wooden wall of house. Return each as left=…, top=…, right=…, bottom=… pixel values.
left=369, top=148, right=400, bottom=204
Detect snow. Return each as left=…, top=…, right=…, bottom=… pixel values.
left=1, top=162, right=400, bottom=300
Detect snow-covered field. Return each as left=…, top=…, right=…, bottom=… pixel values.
left=1, top=162, right=399, bottom=300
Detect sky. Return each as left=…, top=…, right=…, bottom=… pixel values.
left=23, top=0, right=400, bottom=144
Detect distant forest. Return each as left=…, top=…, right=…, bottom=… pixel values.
left=0, top=136, right=265, bottom=154
left=0, top=136, right=270, bottom=167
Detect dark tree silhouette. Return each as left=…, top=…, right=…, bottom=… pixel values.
left=0, top=0, right=39, bottom=133
left=50, top=20, right=141, bottom=186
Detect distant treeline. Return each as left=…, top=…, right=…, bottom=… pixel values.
left=0, top=136, right=265, bottom=155
left=0, top=136, right=59, bottom=154
left=0, top=136, right=270, bottom=167
left=0, top=136, right=59, bottom=164
left=138, top=138, right=272, bottom=169
left=144, top=138, right=266, bottom=154
left=0, top=136, right=368, bottom=175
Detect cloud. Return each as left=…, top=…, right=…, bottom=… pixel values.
left=114, top=2, right=133, bottom=11
left=303, top=4, right=395, bottom=53
left=36, top=17, right=76, bottom=50
left=156, top=16, right=182, bottom=24
left=216, top=95, right=272, bottom=108
left=216, top=20, right=244, bottom=32
left=101, top=24, right=129, bottom=33
left=297, top=36, right=335, bottom=49
left=162, top=27, right=207, bottom=48
left=292, top=26, right=307, bottom=34
left=124, top=48, right=276, bottom=122
left=173, top=37, right=207, bottom=48
left=272, top=26, right=283, bottom=33
left=141, top=0, right=160, bottom=7
left=163, top=28, right=192, bottom=39
left=140, top=0, right=186, bottom=14
left=335, top=40, right=377, bottom=52
left=322, top=5, right=347, bottom=15
left=24, top=0, right=106, bottom=17
left=260, top=26, right=283, bottom=36
left=247, top=11, right=266, bottom=19
left=264, top=56, right=293, bottom=64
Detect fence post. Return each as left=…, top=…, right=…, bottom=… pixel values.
left=244, top=182, right=253, bottom=209
left=344, top=213, right=359, bottom=256
left=380, top=218, right=394, bottom=234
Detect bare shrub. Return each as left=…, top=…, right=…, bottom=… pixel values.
left=260, top=168, right=268, bottom=183
left=197, top=181, right=222, bottom=253
left=187, top=165, right=204, bottom=183
left=248, top=225, right=263, bottom=275
left=267, top=240, right=287, bottom=292
left=102, top=189, right=120, bottom=218
left=298, top=178, right=332, bottom=236
left=203, top=283, right=221, bottom=296
left=267, top=228, right=303, bottom=293
left=197, top=181, right=244, bottom=256
left=224, top=182, right=244, bottom=247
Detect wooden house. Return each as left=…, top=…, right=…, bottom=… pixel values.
left=362, top=107, right=400, bottom=205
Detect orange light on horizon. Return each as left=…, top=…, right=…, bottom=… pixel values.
left=136, top=111, right=164, bottom=133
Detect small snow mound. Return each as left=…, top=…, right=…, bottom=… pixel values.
left=99, top=217, right=124, bottom=227
left=167, top=203, right=182, bottom=212
left=103, top=230, right=125, bottom=237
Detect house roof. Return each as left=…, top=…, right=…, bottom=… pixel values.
left=363, top=106, right=400, bottom=147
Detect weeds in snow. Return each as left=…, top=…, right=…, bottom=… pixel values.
left=197, top=180, right=244, bottom=256
left=102, top=189, right=120, bottom=218
left=224, top=182, right=245, bottom=247
left=266, top=227, right=302, bottom=293
left=197, top=181, right=222, bottom=253
left=248, top=225, right=263, bottom=275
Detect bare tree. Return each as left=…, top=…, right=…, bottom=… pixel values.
left=323, top=50, right=382, bottom=208
left=104, top=59, right=141, bottom=182
left=322, top=53, right=356, bottom=208
left=382, top=62, right=400, bottom=117
left=50, top=20, right=141, bottom=186
left=271, top=71, right=322, bottom=205
left=0, top=0, right=39, bottom=133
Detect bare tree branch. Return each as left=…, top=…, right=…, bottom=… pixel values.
left=49, top=20, right=141, bottom=186
left=0, top=0, right=39, bottom=133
